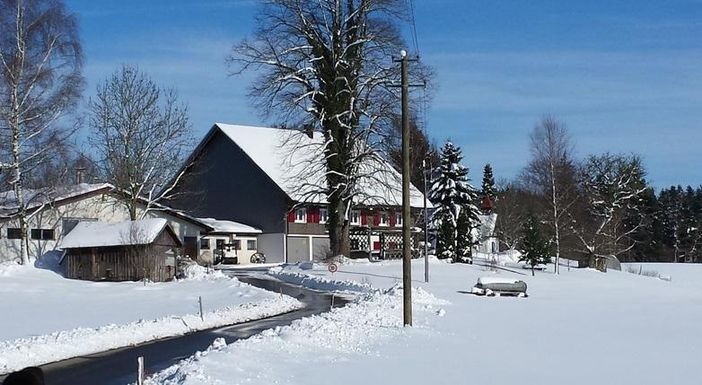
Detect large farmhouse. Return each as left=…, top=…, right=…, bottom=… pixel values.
left=168, top=123, right=430, bottom=263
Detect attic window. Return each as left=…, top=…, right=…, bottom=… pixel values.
left=295, top=208, right=307, bottom=223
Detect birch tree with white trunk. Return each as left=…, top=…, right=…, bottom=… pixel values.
left=521, top=116, right=577, bottom=274
left=88, top=65, right=193, bottom=220
left=229, top=0, right=428, bottom=257
left=0, top=0, right=83, bottom=265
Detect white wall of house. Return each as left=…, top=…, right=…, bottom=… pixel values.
left=198, top=234, right=260, bottom=265
left=0, top=193, right=205, bottom=263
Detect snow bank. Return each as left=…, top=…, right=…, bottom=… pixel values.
left=181, top=264, right=227, bottom=281
left=0, top=266, right=303, bottom=374
left=268, top=265, right=373, bottom=293
left=146, top=285, right=448, bottom=385
left=0, top=295, right=301, bottom=374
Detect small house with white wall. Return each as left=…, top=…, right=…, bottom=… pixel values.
left=0, top=183, right=215, bottom=266
left=196, top=218, right=262, bottom=265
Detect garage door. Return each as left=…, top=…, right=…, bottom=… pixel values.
left=286, top=236, right=310, bottom=263
left=312, top=237, right=331, bottom=261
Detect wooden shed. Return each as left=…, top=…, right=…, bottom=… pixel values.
left=59, top=218, right=182, bottom=282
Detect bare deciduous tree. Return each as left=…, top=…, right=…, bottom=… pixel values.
left=521, top=116, right=578, bottom=273
left=88, top=65, right=193, bottom=220
left=570, top=153, right=648, bottom=259
left=230, top=0, right=428, bottom=257
left=0, top=0, right=83, bottom=264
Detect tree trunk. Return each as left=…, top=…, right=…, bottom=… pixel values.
left=328, top=196, right=350, bottom=257
left=10, top=95, right=29, bottom=265
left=532, top=266, right=535, bottom=276
left=550, top=160, right=561, bottom=274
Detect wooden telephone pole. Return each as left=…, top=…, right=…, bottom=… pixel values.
left=394, top=50, right=423, bottom=327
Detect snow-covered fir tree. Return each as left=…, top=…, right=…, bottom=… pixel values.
left=519, top=214, right=552, bottom=276
left=481, top=163, right=496, bottom=203
left=429, top=142, right=481, bottom=262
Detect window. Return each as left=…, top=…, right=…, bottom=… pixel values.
left=216, top=239, right=225, bottom=250
left=379, top=212, right=389, bottom=227
left=319, top=208, right=328, bottom=224
left=30, top=229, right=54, bottom=240
left=7, top=228, right=21, bottom=239
left=247, top=239, right=257, bottom=250
left=200, top=238, right=210, bottom=250
left=350, top=210, right=360, bottom=225
left=295, top=208, right=307, bottom=223
left=396, top=212, right=403, bottom=227
left=232, top=240, right=241, bottom=250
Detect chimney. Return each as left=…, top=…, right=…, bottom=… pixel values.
left=76, top=167, right=86, bottom=184
left=303, top=124, right=314, bottom=139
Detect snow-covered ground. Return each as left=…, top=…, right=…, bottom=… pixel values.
left=148, top=258, right=702, bottom=385
left=0, top=263, right=302, bottom=374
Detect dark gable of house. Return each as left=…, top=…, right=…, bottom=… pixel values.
left=168, top=127, right=292, bottom=233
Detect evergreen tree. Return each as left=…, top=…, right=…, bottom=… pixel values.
left=519, top=214, right=552, bottom=276
left=429, top=142, right=481, bottom=261
left=481, top=163, right=496, bottom=203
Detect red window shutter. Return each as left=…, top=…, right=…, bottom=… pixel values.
left=389, top=212, right=396, bottom=227
left=308, top=208, right=319, bottom=224
left=287, top=211, right=295, bottom=222
left=373, top=211, right=380, bottom=226
left=361, top=211, right=368, bottom=225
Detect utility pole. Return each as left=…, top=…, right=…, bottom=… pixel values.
left=423, top=158, right=429, bottom=283
left=400, top=49, right=413, bottom=326
left=391, top=50, right=423, bottom=326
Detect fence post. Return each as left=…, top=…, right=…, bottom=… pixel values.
left=137, top=356, right=145, bottom=385
left=198, top=296, right=204, bottom=322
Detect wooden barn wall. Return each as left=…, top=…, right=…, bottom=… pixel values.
left=65, top=244, right=176, bottom=282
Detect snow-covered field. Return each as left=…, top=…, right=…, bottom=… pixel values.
left=0, top=263, right=302, bottom=374
left=149, top=258, right=702, bottom=385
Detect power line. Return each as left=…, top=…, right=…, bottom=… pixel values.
left=406, top=0, right=420, bottom=55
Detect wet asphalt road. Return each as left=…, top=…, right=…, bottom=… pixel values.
left=1, top=272, right=346, bottom=385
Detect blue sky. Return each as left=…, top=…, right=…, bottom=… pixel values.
left=66, top=0, right=702, bottom=189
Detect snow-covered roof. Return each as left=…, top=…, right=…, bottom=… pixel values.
left=0, top=183, right=112, bottom=218
left=215, top=123, right=429, bottom=208
left=196, top=217, right=262, bottom=234
left=59, top=219, right=171, bottom=249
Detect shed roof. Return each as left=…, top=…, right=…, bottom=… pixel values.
left=213, top=123, right=429, bottom=208
left=59, top=218, right=173, bottom=249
